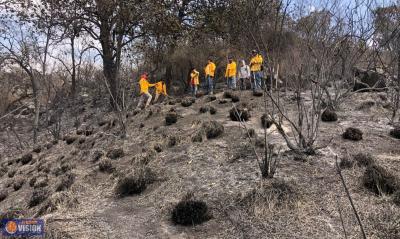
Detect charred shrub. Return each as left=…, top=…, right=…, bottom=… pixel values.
left=181, top=98, right=194, bottom=107
left=115, top=176, right=146, bottom=197
left=191, top=130, right=204, bottom=143
left=106, top=148, right=124, bottom=160
left=209, top=107, right=217, bottom=115
left=167, top=136, right=179, bottom=147
left=223, top=91, right=233, bottom=99
left=171, top=200, right=210, bottom=226
left=55, top=174, right=75, bottom=192
left=0, top=190, right=8, bottom=202
left=29, top=188, right=49, bottom=208
left=343, top=127, right=363, bottom=141
left=261, top=114, right=273, bottom=129
left=13, top=177, right=25, bottom=191
left=20, top=153, right=33, bottom=165
left=363, top=164, right=399, bottom=195
left=229, top=106, right=251, bottom=122
left=99, top=159, right=114, bottom=173
left=321, top=109, right=338, bottom=122
left=33, top=146, right=42, bottom=154
left=202, top=121, right=224, bottom=139
left=208, top=96, right=217, bottom=102
left=64, top=136, right=77, bottom=145
left=199, top=106, right=209, bottom=114
left=253, top=91, right=263, bottom=97
left=389, top=127, right=400, bottom=139
left=165, top=112, right=178, bottom=126
left=339, top=157, right=354, bottom=169
left=231, top=94, right=240, bottom=103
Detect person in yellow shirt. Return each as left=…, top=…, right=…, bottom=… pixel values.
left=153, top=80, right=168, bottom=103
left=136, top=73, right=155, bottom=109
left=204, top=58, right=216, bottom=95
left=250, top=50, right=264, bottom=92
left=225, top=58, right=237, bottom=90
left=190, top=68, right=200, bottom=96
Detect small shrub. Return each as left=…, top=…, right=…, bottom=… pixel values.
left=106, top=148, right=125, bottom=159
left=171, top=200, right=210, bottom=226
left=363, top=164, right=399, bottom=195
left=13, top=177, right=25, bottom=191
left=223, top=91, right=233, bottom=98
left=55, top=174, right=75, bottom=192
left=20, top=153, right=33, bottom=165
left=261, top=114, right=273, bottom=129
left=202, top=121, right=224, bottom=139
left=92, top=150, right=103, bottom=162
left=339, top=157, right=354, bottom=169
left=0, top=190, right=8, bottom=202
left=115, top=173, right=148, bottom=197
left=29, top=188, right=49, bottom=208
left=393, top=191, right=400, bottom=206
left=353, top=153, right=375, bottom=167
left=33, top=146, right=42, bottom=154
left=181, top=98, right=194, bottom=107
left=231, top=94, right=240, bottom=103
left=389, top=127, right=400, bottom=139
left=209, top=107, right=217, bottom=115
left=64, top=136, right=77, bottom=145
left=7, top=169, right=16, bottom=178
left=343, top=127, right=363, bottom=141
left=229, top=107, right=251, bottom=122
left=99, top=159, right=114, bottom=173
left=165, top=112, right=178, bottom=126
left=191, top=131, right=204, bottom=143
left=321, top=109, right=338, bottom=122
left=199, top=106, right=209, bottom=114
left=253, top=91, right=263, bottom=97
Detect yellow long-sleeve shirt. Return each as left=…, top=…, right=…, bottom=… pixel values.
left=139, top=78, right=155, bottom=94
left=205, top=62, right=216, bottom=77
left=155, top=81, right=167, bottom=95
left=225, top=61, right=237, bottom=78
left=250, top=54, right=263, bottom=72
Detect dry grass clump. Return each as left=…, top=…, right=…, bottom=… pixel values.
left=114, top=168, right=155, bottom=197
left=99, top=159, right=114, bottom=173
left=240, top=179, right=302, bottom=217
left=165, top=112, right=178, bottom=126
left=181, top=98, right=195, bottom=107
left=201, top=121, right=224, bottom=139
left=171, top=199, right=211, bottom=226
left=353, top=153, right=375, bottom=167
left=343, top=127, right=363, bottom=141
left=363, top=164, right=399, bottom=196
left=29, top=188, right=49, bottom=208
left=55, top=173, right=75, bottom=192
left=339, top=156, right=354, bottom=169
left=106, top=148, right=124, bottom=159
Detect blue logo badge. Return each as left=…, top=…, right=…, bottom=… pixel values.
left=1, top=219, right=44, bottom=237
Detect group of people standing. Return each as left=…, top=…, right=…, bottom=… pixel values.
left=190, top=49, right=264, bottom=96
left=136, top=49, right=264, bottom=109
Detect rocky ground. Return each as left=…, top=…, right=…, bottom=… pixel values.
left=0, top=89, right=399, bottom=239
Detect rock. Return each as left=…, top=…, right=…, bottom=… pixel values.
left=106, top=148, right=125, bottom=159
left=202, top=121, right=224, bottom=139
left=165, top=112, right=178, bottom=126
left=343, top=127, right=363, bottom=141
left=321, top=109, right=338, bottom=122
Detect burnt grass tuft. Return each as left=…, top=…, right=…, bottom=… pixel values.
left=339, top=156, right=354, bottom=169
left=209, top=106, right=217, bottom=115
left=99, top=159, right=114, bottom=173
left=229, top=107, right=251, bottom=122
left=321, top=109, right=338, bottom=122
left=171, top=200, right=210, bottom=226
left=389, top=127, right=400, bottom=139
left=20, top=153, right=33, bottom=165
left=114, top=169, right=154, bottom=197
left=55, top=173, right=75, bottom=192
left=29, top=188, right=49, bottom=208
left=106, top=148, right=124, bottom=159
left=202, top=121, right=224, bottom=139
left=165, top=112, right=178, bottom=126
left=353, top=153, right=375, bottom=167
left=343, top=127, right=363, bottom=141
left=363, top=164, right=400, bottom=196
left=261, top=114, right=273, bottom=129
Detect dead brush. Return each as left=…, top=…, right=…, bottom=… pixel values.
left=114, top=166, right=156, bottom=197
left=240, top=179, right=302, bottom=217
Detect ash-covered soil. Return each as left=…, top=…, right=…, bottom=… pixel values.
left=0, top=90, right=399, bottom=239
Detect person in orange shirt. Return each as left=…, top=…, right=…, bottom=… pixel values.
left=153, top=80, right=168, bottom=103
left=136, top=73, right=155, bottom=109
left=190, top=68, right=200, bottom=96
left=204, top=58, right=216, bottom=95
